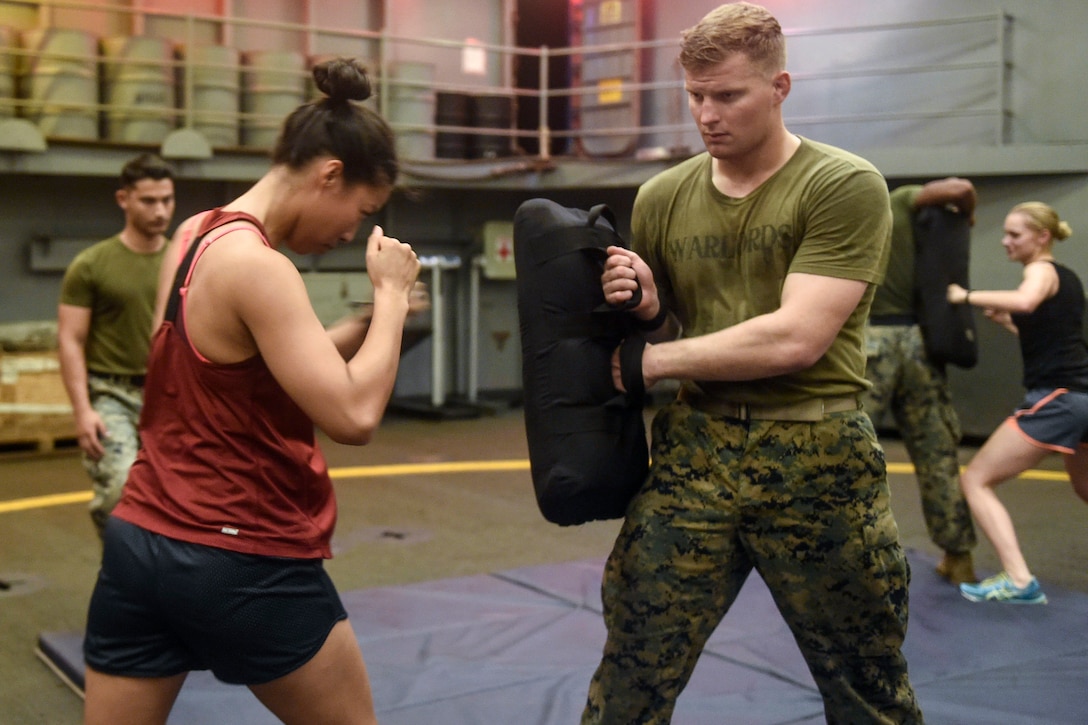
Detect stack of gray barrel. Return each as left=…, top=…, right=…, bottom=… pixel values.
left=0, top=26, right=15, bottom=121
left=184, top=44, right=241, bottom=148
left=101, top=34, right=176, bottom=144
left=19, top=27, right=99, bottom=140
left=0, top=28, right=401, bottom=153
left=241, top=50, right=305, bottom=148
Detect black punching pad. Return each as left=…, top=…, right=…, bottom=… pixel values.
left=912, top=204, right=978, bottom=369
left=513, top=198, right=648, bottom=526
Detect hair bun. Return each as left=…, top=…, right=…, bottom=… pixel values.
left=312, top=57, right=372, bottom=103
left=1056, top=220, right=1073, bottom=241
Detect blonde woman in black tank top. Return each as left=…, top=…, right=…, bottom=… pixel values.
left=948, top=201, right=1088, bottom=605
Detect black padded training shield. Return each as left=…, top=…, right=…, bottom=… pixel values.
left=513, top=198, right=648, bottom=526
left=913, top=203, right=978, bottom=369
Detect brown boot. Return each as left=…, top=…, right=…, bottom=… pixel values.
left=936, top=551, right=977, bottom=585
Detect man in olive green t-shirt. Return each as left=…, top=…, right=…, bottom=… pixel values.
left=865, top=178, right=979, bottom=586
left=584, top=4, right=923, bottom=724
left=58, top=153, right=176, bottom=538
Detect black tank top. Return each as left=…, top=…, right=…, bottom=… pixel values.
left=1011, top=261, right=1088, bottom=391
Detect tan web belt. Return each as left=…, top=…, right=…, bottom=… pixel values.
left=678, top=389, right=860, bottom=422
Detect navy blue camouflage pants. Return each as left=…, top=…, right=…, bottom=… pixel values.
left=582, top=400, right=924, bottom=724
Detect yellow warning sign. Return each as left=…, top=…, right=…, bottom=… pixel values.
left=600, top=0, right=623, bottom=25
left=597, top=78, right=624, bottom=105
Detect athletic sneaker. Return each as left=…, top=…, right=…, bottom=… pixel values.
left=959, top=572, right=1048, bottom=604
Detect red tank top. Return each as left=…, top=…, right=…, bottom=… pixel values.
left=113, top=210, right=336, bottom=559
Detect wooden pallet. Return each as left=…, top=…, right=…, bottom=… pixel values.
left=0, top=351, right=76, bottom=453
left=0, top=415, right=77, bottom=453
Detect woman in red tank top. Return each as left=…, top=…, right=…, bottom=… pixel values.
left=83, top=58, right=421, bottom=725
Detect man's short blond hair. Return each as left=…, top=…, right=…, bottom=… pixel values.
left=679, top=2, right=786, bottom=78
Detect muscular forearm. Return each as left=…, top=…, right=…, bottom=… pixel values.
left=641, top=274, right=861, bottom=388
left=643, top=311, right=825, bottom=386
left=951, top=262, right=1055, bottom=315
left=956, top=287, right=1040, bottom=315
left=915, top=177, right=976, bottom=219
left=337, top=293, right=409, bottom=436
left=57, top=339, right=93, bottom=417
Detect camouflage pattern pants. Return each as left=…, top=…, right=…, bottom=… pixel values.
left=85, top=375, right=143, bottom=538
left=582, top=401, right=924, bottom=725
left=863, top=324, right=976, bottom=554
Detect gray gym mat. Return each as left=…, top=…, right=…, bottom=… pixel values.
left=37, top=550, right=1088, bottom=724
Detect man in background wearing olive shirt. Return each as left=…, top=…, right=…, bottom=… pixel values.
left=58, top=153, right=176, bottom=538
left=864, top=177, right=979, bottom=584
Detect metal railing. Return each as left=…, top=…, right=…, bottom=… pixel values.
left=0, top=0, right=1013, bottom=161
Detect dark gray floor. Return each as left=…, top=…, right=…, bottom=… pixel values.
left=3, top=404, right=1086, bottom=724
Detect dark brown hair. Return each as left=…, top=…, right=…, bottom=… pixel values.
left=271, top=57, right=398, bottom=188
left=120, top=153, right=175, bottom=188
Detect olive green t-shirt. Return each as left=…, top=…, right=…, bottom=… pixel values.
left=869, top=184, right=921, bottom=318
left=632, top=137, right=892, bottom=405
left=59, top=235, right=165, bottom=375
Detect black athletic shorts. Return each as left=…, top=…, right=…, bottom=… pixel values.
left=84, top=517, right=347, bottom=685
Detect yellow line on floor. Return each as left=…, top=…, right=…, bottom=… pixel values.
left=0, top=491, right=93, bottom=513
left=0, top=459, right=1067, bottom=514
left=330, top=459, right=530, bottom=479
left=0, top=460, right=531, bottom=514
left=885, top=462, right=1070, bottom=481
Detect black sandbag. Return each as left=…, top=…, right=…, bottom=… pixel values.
left=913, top=203, right=978, bottom=369
left=513, top=198, right=648, bottom=526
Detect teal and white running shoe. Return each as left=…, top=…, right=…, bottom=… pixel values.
left=959, top=572, right=1048, bottom=604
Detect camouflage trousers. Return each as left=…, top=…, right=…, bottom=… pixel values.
left=84, top=375, right=143, bottom=539
left=582, top=401, right=924, bottom=725
left=863, top=324, right=976, bottom=554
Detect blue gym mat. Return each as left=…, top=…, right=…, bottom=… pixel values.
left=37, top=550, right=1088, bottom=724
